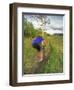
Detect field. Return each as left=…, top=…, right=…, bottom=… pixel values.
left=23, top=18, right=63, bottom=74
left=23, top=32, right=63, bottom=74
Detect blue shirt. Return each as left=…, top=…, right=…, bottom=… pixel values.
left=32, top=36, right=44, bottom=45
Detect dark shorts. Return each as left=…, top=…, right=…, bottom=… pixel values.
left=32, top=43, right=41, bottom=52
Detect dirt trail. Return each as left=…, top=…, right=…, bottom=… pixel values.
left=32, top=48, right=50, bottom=74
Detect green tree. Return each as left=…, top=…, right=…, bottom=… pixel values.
left=24, top=18, right=35, bottom=37
left=24, top=17, right=44, bottom=38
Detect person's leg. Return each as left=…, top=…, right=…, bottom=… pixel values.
left=36, top=44, right=44, bottom=62
left=32, top=43, right=44, bottom=62
left=37, top=50, right=43, bottom=62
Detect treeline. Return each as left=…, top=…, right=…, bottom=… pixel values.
left=24, top=18, right=42, bottom=38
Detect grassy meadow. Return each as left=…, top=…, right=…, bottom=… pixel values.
left=23, top=19, right=63, bottom=74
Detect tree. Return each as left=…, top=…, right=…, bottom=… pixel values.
left=24, top=18, right=33, bottom=36
left=29, top=15, right=50, bottom=36
left=24, top=18, right=38, bottom=37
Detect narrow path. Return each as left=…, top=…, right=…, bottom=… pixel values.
left=32, top=49, right=50, bottom=74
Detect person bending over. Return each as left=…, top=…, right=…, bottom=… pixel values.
left=32, top=36, right=46, bottom=62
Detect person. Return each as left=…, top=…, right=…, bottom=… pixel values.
left=32, top=36, right=46, bottom=62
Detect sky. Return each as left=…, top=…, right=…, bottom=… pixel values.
left=23, top=14, right=64, bottom=35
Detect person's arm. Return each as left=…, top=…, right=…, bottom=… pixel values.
left=42, top=40, right=46, bottom=46
left=42, top=40, right=49, bottom=47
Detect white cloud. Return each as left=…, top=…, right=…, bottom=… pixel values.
left=24, top=14, right=64, bottom=35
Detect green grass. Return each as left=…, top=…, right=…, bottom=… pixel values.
left=23, top=33, right=63, bottom=74
left=42, top=35, right=63, bottom=73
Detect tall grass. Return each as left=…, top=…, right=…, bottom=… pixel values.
left=24, top=34, right=63, bottom=74
left=23, top=20, right=63, bottom=74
